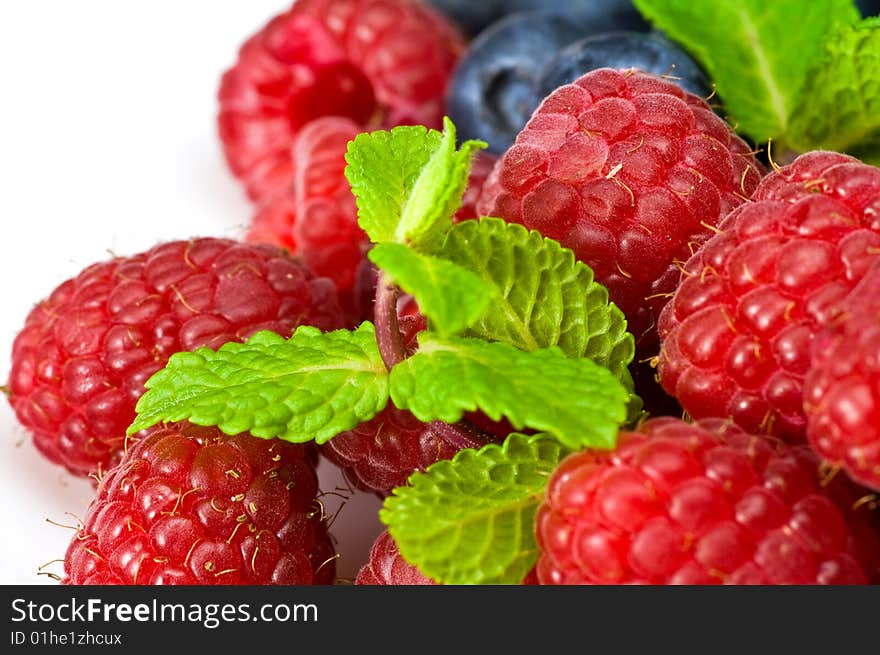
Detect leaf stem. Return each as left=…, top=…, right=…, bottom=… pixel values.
left=374, top=270, right=493, bottom=451
left=374, top=271, right=407, bottom=369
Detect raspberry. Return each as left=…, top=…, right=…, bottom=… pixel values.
left=62, top=422, right=336, bottom=585
left=355, top=529, right=436, bottom=584
left=218, top=0, right=465, bottom=201
left=246, top=116, right=369, bottom=317
left=476, top=68, right=763, bottom=351
left=7, top=238, right=344, bottom=477
left=805, top=261, right=880, bottom=491
left=535, top=417, right=880, bottom=584
left=657, top=152, right=880, bottom=440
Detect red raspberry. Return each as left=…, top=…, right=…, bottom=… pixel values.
left=62, top=422, right=336, bottom=585
left=7, top=238, right=344, bottom=478
left=355, top=529, right=436, bottom=584
left=657, top=152, right=880, bottom=440
left=535, top=417, right=880, bottom=585
left=218, top=0, right=465, bottom=201
left=246, top=116, right=368, bottom=316
left=805, top=261, right=880, bottom=491
left=476, top=68, right=763, bottom=352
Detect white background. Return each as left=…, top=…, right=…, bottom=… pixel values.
left=0, top=0, right=383, bottom=585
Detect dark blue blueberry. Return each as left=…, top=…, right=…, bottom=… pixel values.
left=503, top=0, right=649, bottom=33
left=425, top=0, right=505, bottom=36
left=856, top=0, right=880, bottom=16
left=446, top=12, right=586, bottom=153
left=536, top=31, right=713, bottom=101
left=428, top=0, right=648, bottom=37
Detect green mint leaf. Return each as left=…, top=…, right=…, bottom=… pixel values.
left=785, top=18, right=880, bottom=163
left=367, top=243, right=494, bottom=336
left=389, top=334, right=628, bottom=449
left=129, top=323, right=389, bottom=443
left=344, top=118, right=486, bottom=246
left=380, top=433, right=570, bottom=585
left=397, top=117, right=487, bottom=246
left=633, top=0, right=859, bottom=141
left=345, top=125, right=443, bottom=243
left=432, top=218, right=635, bottom=387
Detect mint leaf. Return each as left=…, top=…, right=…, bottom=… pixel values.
left=129, top=323, right=389, bottom=443
left=368, top=243, right=494, bottom=336
left=344, top=118, right=486, bottom=246
left=389, top=334, right=628, bottom=449
left=381, top=433, right=570, bottom=585
left=345, top=125, right=443, bottom=243
left=397, top=117, right=487, bottom=246
left=785, top=18, right=880, bottom=163
left=633, top=0, right=859, bottom=141
left=432, top=218, right=635, bottom=386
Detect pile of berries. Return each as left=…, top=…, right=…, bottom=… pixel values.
left=7, top=0, right=880, bottom=586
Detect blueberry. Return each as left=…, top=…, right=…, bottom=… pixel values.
left=446, top=12, right=586, bottom=153
left=428, top=0, right=648, bottom=37
left=503, top=0, right=649, bottom=33
left=425, top=0, right=505, bottom=36
left=536, top=31, right=713, bottom=102
left=856, top=0, right=880, bottom=16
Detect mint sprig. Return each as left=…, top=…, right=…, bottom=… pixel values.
left=381, top=433, right=570, bottom=585
left=130, top=117, right=641, bottom=584
left=631, top=0, right=880, bottom=161
left=132, top=117, right=637, bottom=448
left=396, top=118, right=486, bottom=246
left=344, top=124, right=441, bottom=244
left=390, top=334, right=627, bottom=450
